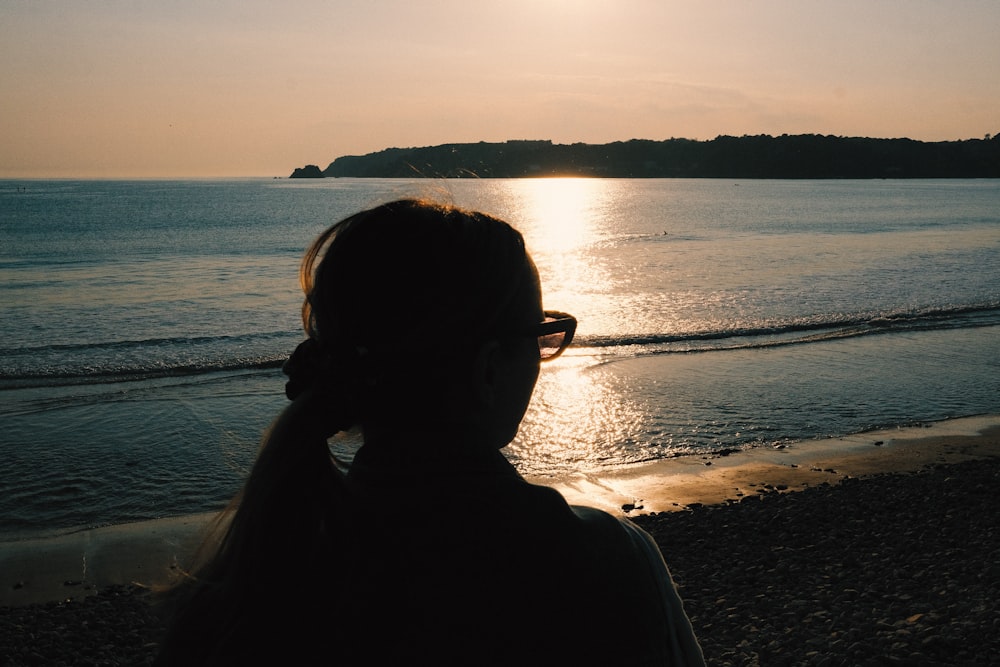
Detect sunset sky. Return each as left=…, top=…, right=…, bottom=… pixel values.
left=3, top=0, right=998, bottom=178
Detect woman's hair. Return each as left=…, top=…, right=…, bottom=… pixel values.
left=296, top=197, right=536, bottom=429
left=156, top=199, right=535, bottom=665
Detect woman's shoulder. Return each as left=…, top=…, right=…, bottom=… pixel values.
left=566, top=504, right=661, bottom=562
left=571, top=504, right=663, bottom=547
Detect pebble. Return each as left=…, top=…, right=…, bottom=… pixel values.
left=0, top=585, right=162, bottom=665
left=634, top=458, right=1000, bottom=666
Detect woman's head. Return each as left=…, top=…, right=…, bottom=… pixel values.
left=303, top=199, right=537, bottom=351
left=292, top=199, right=563, bottom=443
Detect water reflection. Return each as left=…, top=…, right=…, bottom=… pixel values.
left=489, top=179, right=650, bottom=473
left=508, top=352, right=647, bottom=476
left=499, top=179, right=617, bottom=327
left=512, top=178, right=602, bottom=253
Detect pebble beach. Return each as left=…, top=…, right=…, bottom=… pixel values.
left=638, top=454, right=1000, bottom=666
left=1, top=425, right=998, bottom=666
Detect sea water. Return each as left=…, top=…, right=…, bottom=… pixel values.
left=1, top=178, right=998, bottom=537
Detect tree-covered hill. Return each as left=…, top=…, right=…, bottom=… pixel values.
left=295, top=134, right=1000, bottom=179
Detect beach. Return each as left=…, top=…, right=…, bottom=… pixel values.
left=637, top=427, right=1000, bottom=666
left=1, top=416, right=998, bottom=665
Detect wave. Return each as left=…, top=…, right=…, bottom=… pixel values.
left=0, top=330, right=294, bottom=356
left=3, top=303, right=997, bottom=389
left=0, top=357, right=287, bottom=390
left=0, top=330, right=299, bottom=389
left=575, top=302, right=1000, bottom=352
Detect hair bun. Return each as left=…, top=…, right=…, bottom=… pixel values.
left=282, top=338, right=328, bottom=400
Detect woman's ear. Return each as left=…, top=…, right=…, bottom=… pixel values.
left=445, top=338, right=536, bottom=449
left=469, top=339, right=502, bottom=409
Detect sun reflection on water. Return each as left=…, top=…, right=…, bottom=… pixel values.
left=508, top=353, right=651, bottom=476
left=514, top=178, right=603, bottom=253
left=493, top=178, right=654, bottom=473
left=501, top=178, right=617, bottom=325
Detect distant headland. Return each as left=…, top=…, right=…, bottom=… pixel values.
left=291, top=134, right=1000, bottom=179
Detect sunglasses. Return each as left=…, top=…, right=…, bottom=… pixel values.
left=523, top=310, right=577, bottom=361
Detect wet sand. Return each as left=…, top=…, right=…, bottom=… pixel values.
left=0, top=514, right=211, bottom=608
left=545, top=415, right=1000, bottom=515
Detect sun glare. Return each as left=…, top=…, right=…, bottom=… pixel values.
left=518, top=178, right=601, bottom=252
left=505, top=177, right=615, bottom=323
left=511, top=355, right=649, bottom=475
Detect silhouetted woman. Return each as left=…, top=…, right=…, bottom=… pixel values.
left=157, top=199, right=704, bottom=666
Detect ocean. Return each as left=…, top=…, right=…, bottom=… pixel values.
left=1, top=177, right=998, bottom=539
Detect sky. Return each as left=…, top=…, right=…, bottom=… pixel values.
left=2, top=0, right=999, bottom=178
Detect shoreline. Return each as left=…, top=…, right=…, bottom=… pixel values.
left=543, top=414, right=1000, bottom=515
left=1, top=414, right=998, bottom=608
